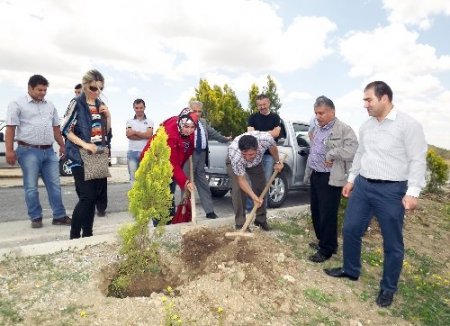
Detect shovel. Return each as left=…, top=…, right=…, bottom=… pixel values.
left=225, top=154, right=286, bottom=240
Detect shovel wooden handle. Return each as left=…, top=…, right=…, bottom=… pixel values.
left=240, top=154, right=286, bottom=232
left=189, top=156, right=197, bottom=225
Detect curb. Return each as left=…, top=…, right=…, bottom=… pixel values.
left=0, top=205, right=309, bottom=260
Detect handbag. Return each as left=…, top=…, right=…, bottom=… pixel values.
left=171, top=192, right=192, bottom=224
left=79, top=109, right=111, bottom=181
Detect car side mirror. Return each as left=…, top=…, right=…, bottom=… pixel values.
left=298, top=149, right=309, bottom=157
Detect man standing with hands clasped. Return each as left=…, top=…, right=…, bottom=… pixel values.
left=305, top=96, right=358, bottom=263
left=185, top=100, right=231, bottom=219
left=324, top=81, right=427, bottom=308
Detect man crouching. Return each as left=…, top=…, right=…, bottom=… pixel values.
left=226, top=132, right=284, bottom=231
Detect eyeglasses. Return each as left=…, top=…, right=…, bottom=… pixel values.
left=193, top=110, right=202, bottom=113
left=89, top=85, right=104, bottom=92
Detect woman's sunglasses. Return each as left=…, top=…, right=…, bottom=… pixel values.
left=89, top=85, right=104, bottom=92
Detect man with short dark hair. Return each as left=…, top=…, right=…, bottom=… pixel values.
left=324, top=81, right=427, bottom=308
left=226, top=132, right=283, bottom=231
left=74, top=83, right=82, bottom=96
left=247, top=94, right=282, bottom=209
left=305, top=96, right=358, bottom=263
left=5, top=75, right=71, bottom=228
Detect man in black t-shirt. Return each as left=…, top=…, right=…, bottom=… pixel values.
left=247, top=94, right=281, bottom=208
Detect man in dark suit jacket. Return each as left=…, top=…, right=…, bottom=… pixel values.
left=185, top=100, right=231, bottom=219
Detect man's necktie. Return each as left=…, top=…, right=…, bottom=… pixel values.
left=196, top=125, right=202, bottom=153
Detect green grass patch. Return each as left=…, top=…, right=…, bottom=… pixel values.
left=271, top=219, right=306, bottom=236
left=303, top=288, right=335, bottom=306
left=304, top=315, right=341, bottom=326
left=361, top=246, right=383, bottom=267
left=0, top=298, right=23, bottom=324
left=393, top=249, right=450, bottom=325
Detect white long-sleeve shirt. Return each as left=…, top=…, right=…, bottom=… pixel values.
left=348, top=108, right=427, bottom=197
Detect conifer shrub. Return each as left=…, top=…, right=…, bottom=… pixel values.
left=109, top=127, right=173, bottom=297
left=425, top=149, right=449, bottom=193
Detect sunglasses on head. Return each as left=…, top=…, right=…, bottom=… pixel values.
left=89, top=85, right=104, bottom=92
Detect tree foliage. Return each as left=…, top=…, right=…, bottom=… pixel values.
left=262, top=75, right=282, bottom=114
left=425, top=149, right=449, bottom=193
left=194, top=79, right=249, bottom=137
left=248, top=83, right=259, bottom=113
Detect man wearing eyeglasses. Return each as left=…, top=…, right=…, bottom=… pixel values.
left=184, top=100, right=231, bottom=219
left=5, top=75, right=72, bottom=229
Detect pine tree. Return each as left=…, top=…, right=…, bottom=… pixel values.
left=110, top=127, right=173, bottom=297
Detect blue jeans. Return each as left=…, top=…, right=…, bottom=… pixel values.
left=127, top=150, right=141, bottom=182
left=16, top=145, right=66, bottom=220
left=246, top=154, right=273, bottom=211
left=342, top=176, right=407, bottom=293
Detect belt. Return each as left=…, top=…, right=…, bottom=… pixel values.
left=361, top=176, right=400, bottom=184
left=18, top=141, right=52, bottom=149
left=312, top=169, right=330, bottom=174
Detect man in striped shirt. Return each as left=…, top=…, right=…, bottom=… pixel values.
left=226, top=131, right=284, bottom=231
left=324, top=81, right=427, bottom=308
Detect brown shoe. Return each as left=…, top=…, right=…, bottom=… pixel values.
left=31, top=218, right=43, bottom=228
left=52, top=215, right=72, bottom=226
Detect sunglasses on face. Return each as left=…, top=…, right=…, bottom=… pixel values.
left=89, top=85, right=104, bottom=92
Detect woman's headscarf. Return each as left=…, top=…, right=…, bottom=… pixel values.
left=177, top=107, right=198, bottom=136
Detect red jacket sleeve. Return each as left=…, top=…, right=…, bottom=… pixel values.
left=168, top=137, right=190, bottom=190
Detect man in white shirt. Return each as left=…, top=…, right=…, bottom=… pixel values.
left=324, top=81, right=427, bottom=308
left=126, top=99, right=154, bottom=183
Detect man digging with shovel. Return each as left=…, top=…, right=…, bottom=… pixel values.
left=226, top=131, right=284, bottom=232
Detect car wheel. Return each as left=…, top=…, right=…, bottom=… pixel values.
left=59, top=159, right=72, bottom=176
left=210, top=188, right=229, bottom=198
left=268, top=173, right=288, bottom=208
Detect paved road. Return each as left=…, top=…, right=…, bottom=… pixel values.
left=0, top=182, right=309, bottom=222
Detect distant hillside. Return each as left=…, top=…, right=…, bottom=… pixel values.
left=429, top=145, right=450, bottom=160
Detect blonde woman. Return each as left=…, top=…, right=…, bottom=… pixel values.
left=61, top=69, right=112, bottom=239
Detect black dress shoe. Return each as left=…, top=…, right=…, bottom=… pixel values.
left=97, top=210, right=106, bottom=217
left=376, top=290, right=394, bottom=307
left=309, top=242, right=338, bottom=254
left=309, top=242, right=320, bottom=250
left=323, top=267, right=359, bottom=281
left=254, top=221, right=271, bottom=231
left=308, top=252, right=331, bottom=263
left=206, top=212, right=218, bottom=219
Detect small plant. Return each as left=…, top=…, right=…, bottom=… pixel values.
left=110, top=127, right=173, bottom=297
left=425, top=149, right=449, bottom=193
left=162, top=286, right=182, bottom=325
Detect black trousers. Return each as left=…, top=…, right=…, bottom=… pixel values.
left=310, top=171, right=342, bottom=257
left=70, top=166, right=107, bottom=239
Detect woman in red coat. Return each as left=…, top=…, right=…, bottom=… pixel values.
left=141, top=107, right=198, bottom=221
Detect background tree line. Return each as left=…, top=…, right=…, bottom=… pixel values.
left=192, top=75, right=281, bottom=137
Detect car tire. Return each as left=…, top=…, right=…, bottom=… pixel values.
left=210, top=188, right=229, bottom=198
left=268, top=173, right=288, bottom=208
left=59, top=159, right=72, bottom=176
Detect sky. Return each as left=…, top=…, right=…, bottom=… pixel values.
left=1, top=0, right=449, bottom=151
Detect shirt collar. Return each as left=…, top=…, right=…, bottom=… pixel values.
left=26, top=93, right=47, bottom=104
left=385, top=106, right=397, bottom=121
left=319, top=118, right=336, bottom=130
